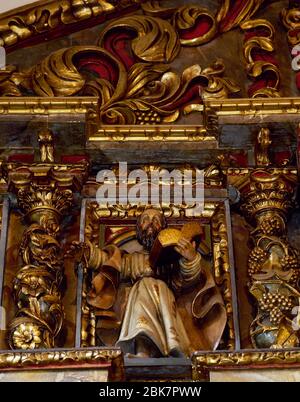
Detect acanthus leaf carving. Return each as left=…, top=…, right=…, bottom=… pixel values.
left=0, top=6, right=242, bottom=125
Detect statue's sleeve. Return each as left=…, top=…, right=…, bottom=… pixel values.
left=88, top=242, right=110, bottom=270
left=86, top=243, right=122, bottom=310
left=121, top=252, right=153, bottom=282
left=171, top=252, right=202, bottom=292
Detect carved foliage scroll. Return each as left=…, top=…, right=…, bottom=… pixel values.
left=0, top=1, right=266, bottom=124
left=241, top=19, right=281, bottom=97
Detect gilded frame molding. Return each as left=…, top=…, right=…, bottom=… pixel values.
left=0, top=348, right=124, bottom=381
left=0, top=0, right=147, bottom=50
left=0, top=97, right=300, bottom=142
left=0, top=97, right=97, bottom=115
left=192, top=350, right=300, bottom=381
left=205, top=98, right=300, bottom=133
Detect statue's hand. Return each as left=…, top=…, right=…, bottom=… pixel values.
left=65, top=241, right=90, bottom=264
left=174, top=238, right=197, bottom=262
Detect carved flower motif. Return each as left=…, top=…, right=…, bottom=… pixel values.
left=18, top=276, right=47, bottom=299
left=12, top=323, right=42, bottom=350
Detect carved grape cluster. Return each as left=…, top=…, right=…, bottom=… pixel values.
left=259, top=292, right=293, bottom=325
left=260, top=216, right=283, bottom=236
left=289, top=270, right=300, bottom=287
left=281, top=254, right=299, bottom=271
left=136, top=110, right=162, bottom=124
left=248, top=246, right=268, bottom=276
left=280, top=254, right=300, bottom=286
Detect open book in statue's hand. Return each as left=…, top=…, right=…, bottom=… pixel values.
left=149, top=222, right=204, bottom=269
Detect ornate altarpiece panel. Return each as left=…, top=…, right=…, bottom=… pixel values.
left=0, top=0, right=299, bottom=382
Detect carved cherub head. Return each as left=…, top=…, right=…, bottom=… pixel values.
left=136, top=208, right=167, bottom=251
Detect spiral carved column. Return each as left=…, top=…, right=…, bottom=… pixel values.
left=4, top=162, right=88, bottom=350
left=239, top=169, right=300, bottom=349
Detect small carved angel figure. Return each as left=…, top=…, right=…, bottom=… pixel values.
left=38, top=129, right=55, bottom=163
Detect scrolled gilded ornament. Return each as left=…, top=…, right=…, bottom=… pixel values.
left=26, top=46, right=127, bottom=99
left=281, top=7, right=300, bottom=45
left=0, top=12, right=240, bottom=124
left=200, top=60, right=241, bottom=100
left=0, top=66, right=23, bottom=97
left=240, top=18, right=275, bottom=39
left=171, top=6, right=217, bottom=46
left=141, top=1, right=177, bottom=18
left=98, top=15, right=181, bottom=63
left=142, top=2, right=217, bottom=46
left=217, top=0, right=266, bottom=33
left=241, top=18, right=281, bottom=97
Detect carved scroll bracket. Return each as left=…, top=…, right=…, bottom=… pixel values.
left=238, top=169, right=300, bottom=349
left=3, top=160, right=89, bottom=350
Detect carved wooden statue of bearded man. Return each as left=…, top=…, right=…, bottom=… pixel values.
left=75, top=209, right=227, bottom=357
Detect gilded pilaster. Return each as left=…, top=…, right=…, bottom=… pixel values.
left=238, top=169, right=300, bottom=349
left=3, top=144, right=88, bottom=350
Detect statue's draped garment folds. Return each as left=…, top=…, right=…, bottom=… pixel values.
left=86, top=242, right=227, bottom=356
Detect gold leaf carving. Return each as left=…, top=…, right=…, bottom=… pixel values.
left=98, top=15, right=181, bottom=63
left=0, top=0, right=131, bottom=48
left=0, top=10, right=241, bottom=123
left=26, top=46, right=127, bottom=99
left=281, top=7, right=300, bottom=46
left=172, top=6, right=217, bottom=46
left=241, top=19, right=281, bottom=98
left=217, top=0, right=266, bottom=32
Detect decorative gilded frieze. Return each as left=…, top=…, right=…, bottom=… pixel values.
left=0, top=1, right=249, bottom=126
left=238, top=169, right=300, bottom=349
left=1, top=46, right=239, bottom=125
left=3, top=137, right=89, bottom=350
left=87, top=125, right=214, bottom=143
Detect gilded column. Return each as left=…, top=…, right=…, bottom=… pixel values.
left=238, top=169, right=300, bottom=349
left=3, top=154, right=88, bottom=350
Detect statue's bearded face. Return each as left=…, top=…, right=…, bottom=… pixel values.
left=136, top=209, right=166, bottom=251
